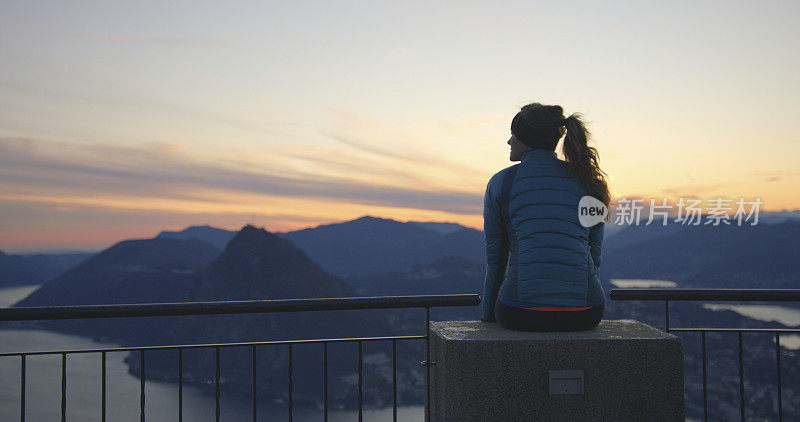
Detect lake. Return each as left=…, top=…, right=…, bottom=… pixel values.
left=701, top=303, right=800, bottom=350
left=0, top=286, right=423, bottom=421
left=610, top=279, right=677, bottom=288
left=609, top=279, right=800, bottom=350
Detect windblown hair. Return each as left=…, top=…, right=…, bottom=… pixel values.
left=514, top=103, right=611, bottom=210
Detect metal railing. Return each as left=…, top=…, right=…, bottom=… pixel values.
left=611, top=288, right=800, bottom=422
left=0, top=294, right=481, bottom=422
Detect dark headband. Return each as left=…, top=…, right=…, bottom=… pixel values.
left=511, top=111, right=567, bottom=150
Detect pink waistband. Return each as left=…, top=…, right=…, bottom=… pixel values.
left=520, top=306, right=593, bottom=311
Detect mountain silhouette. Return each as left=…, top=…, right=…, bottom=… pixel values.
left=147, top=217, right=479, bottom=279
left=16, top=238, right=219, bottom=306
left=600, top=220, right=800, bottom=289
left=278, top=215, right=479, bottom=278
left=156, top=225, right=235, bottom=251
left=197, top=225, right=354, bottom=300
left=11, top=237, right=221, bottom=349
left=350, top=256, right=483, bottom=297
left=0, top=250, right=94, bottom=287
left=408, top=221, right=470, bottom=235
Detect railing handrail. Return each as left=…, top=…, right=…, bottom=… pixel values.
left=0, top=294, right=482, bottom=322
left=610, top=288, right=800, bottom=302
left=610, top=287, right=799, bottom=421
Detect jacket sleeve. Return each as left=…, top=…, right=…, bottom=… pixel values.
left=481, top=171, right=509, bottom=322
left=589, top=222, right=604, bottom=268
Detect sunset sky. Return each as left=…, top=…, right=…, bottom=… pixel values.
left=1, top=1, right=799, bottom=252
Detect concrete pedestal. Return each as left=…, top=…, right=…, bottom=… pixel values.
left=427, top=319, right=683, bottom=421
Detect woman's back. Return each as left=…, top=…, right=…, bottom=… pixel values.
left=482, top=102, right=609, bottom=331
left=492, top=149, right=604, bottom=308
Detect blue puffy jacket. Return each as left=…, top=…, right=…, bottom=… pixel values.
left=482, top=148, right=605, bottom=322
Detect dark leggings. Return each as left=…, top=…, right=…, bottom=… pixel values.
left=494, top=299, right=604, bottom=332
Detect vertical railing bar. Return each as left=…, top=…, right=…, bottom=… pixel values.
left=393, top=339, right=397, bottom=422
left=288, top=344, right=293, bottom=422
left=701, top=331, right=707, bottom=422
left=178, top=348, right=183, bottom=422
left=140, top=350, right=145, bottom=422
left=665, top=300, right=670, bottom=332
left=215, top=346, right=220, bottom=422
left=252, top=344, right=257, bottom=422
left=61, top=352, right=66, bottom=422
left=738, top=332, right=745, bottom=421
left=20, top=354, right=25, bottom=422
left=358, top=340, right=363, bottom=422
left=425, top=306, right=431, bottom=422
left=776, top=332, right=783, bottom=422
left=323, top=342, right=328, bottom=422
left=102, top=351, right=106, bottom=422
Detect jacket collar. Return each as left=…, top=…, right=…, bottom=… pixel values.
left=521, top=149, right=557, bottom=161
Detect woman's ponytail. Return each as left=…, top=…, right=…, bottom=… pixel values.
left=562, top=113, right=611, bottom=212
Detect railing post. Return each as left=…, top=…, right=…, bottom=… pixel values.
left=178, top=348, right=183, bottom=422
left=61, top=353, right=66, bottom=422
left=101, top=351, right=106, bottom=422
left=252, top=345, right=257, bottom=422
left=392, top=339, right=397, bottom=422
left=215, top=346, right=220, bottom=422
left=20, top=355, right=25, bottom=422
left=288, top=344, right=293, bottom=422
left=140, top=350, right=145, bottom=422
left=323, top=342, right=327, bottom=422
left=776, top=332, right=783, bottom=422
left=701, top=331, right=707, bottom=422
left=425, top=306, right=431, bottom=422
left=358, top=340, right=363, bottom=422
left=739, top=332, right=745, bottom=421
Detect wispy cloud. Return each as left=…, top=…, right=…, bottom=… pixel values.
left=322, top=108, right=486, bottom=178
left=325, top=132, right=486, bottom=179
left=280, top=148, right=426, bottom=184
left=0, top=80, right=301, bottom=141
left=0, top=136, right=483, bottom=215
left=748, top=170, right=800, bottom=183
left=659, top=182, right=736, bottom=197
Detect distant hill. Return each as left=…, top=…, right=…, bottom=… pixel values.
left=152, top=217, right=480, bottom=278
left=408, top=221, right=471, bottom=235
left=156, top=225, right=236, bottom=251
left=601, top=210, right=800, bottom=246
left=277, top=216, right=441, bottom=277
left=197, top=225, right=355, bottom=301
left=759, top=210, right=800, bottom=225
left=348, top=256, right=484, bottom=322
left=602, top=220, right=687, bottom=251
left=599, top=220, right=800, bottom=289
left=349, top=256, right=484, bottom=297
left=16, top=238, right=220, bottom=307
left=0, top=250, right=94, bottom=287
left=12, top=237, right=222, bottom=357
